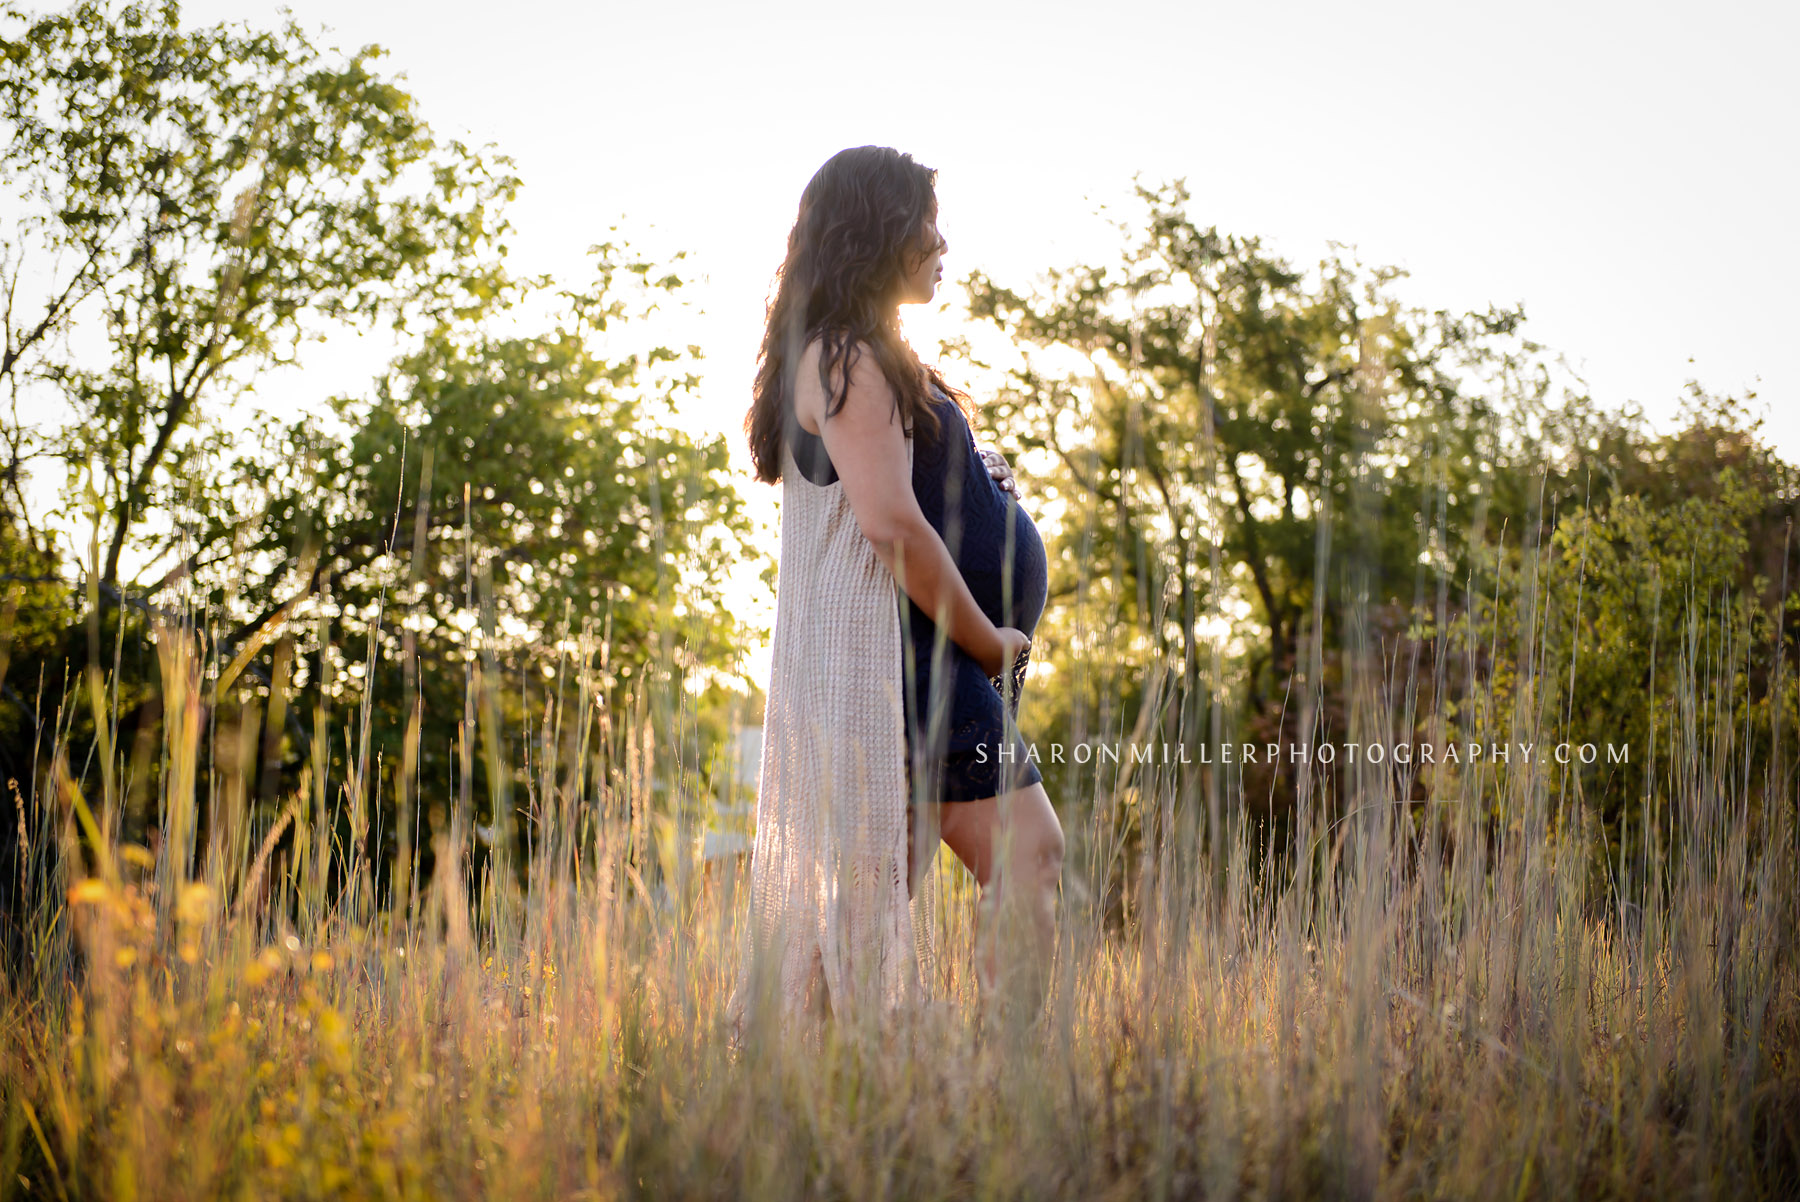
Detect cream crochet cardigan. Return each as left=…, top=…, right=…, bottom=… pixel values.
left=724, top=433, right=938, bottom=1043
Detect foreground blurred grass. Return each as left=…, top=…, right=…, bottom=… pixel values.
left=2, top=555, right=1797, bottom=1202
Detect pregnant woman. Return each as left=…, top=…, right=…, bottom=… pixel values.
left=730, top=146, right=1064, bottom=1041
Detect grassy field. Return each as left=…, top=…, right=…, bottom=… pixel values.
left=2, top=556, right=1797, bottom=1202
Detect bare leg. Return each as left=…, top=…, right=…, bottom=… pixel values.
left=907, top=803, right=919, bottom=898
left=906, top=801, right=945, bottom=900
left=934, top=781, right=1064, bottom=1023
left=804, top=944, right=831, bottom=1023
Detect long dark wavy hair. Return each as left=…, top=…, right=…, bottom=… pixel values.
left=746, top=146, right=968, bottom=484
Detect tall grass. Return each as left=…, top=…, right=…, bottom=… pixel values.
left=2, top=491, right=1796, bottom=1202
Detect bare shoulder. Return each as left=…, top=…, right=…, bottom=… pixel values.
left=808, top=339, right=920, bottom=541
left=795, top=337, right=896, bottom=434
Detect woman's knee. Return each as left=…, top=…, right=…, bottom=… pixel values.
left=1032, top=821, right=1065, bottom=889
left=1006, top=785, right=1064, bottom=885
left=1038, top=818, right=1065, bottom=877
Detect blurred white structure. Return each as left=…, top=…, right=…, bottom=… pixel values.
left=698, top=725, right=761, bottom=865
left=732, top=725, right=762, bottom=792
left=700, top=829, right=751, bottom=861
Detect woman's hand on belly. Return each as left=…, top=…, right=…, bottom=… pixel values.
left=978, top=446, right=1018, bottom=496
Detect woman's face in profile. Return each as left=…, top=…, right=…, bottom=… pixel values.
left=899, top=210, right=947, bottom=305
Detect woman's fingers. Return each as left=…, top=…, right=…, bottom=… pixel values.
left=980, top=448, right=1018, bottom=494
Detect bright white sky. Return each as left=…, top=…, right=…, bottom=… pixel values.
left=75, top=0, right=1800, bottom=682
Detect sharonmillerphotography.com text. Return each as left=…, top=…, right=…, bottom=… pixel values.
left=974, top=740, right=1633, bottom=767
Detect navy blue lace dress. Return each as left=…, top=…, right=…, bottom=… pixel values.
left=789, top=387, right=1048, bottom=804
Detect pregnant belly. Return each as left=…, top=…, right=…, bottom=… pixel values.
left=961, top=500, right=1048, bottom=636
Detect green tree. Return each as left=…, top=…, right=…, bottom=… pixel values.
left=0, top=2, right=761, bottom=932
left=965, top=180, right=1798, bottom=884
left=193, top=246, right=759, bottom=908
left=1442, top=391, right=1799, bottom=884
left=964, top=180, right=1540, bottom=812
left=0, top=0, right=516, bottom=587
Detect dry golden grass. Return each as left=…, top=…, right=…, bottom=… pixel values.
left=3, top=574, right=1797, bottom=1201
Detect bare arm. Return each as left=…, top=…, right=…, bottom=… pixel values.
left=807, top=349, right=1023, bottom=679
